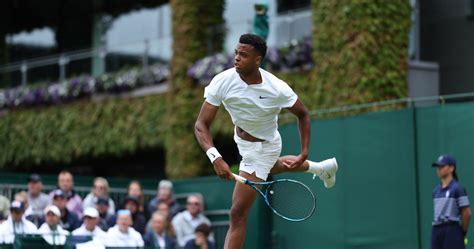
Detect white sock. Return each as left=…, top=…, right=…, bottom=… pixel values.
left=306, top=160, right=323, bottom=175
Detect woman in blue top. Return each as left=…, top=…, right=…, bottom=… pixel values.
left=431, top=155, right=471, bottom=249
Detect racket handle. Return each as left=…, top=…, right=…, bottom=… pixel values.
left=232, top=173, right=247, bottom=184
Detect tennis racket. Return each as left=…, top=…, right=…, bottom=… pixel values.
left=232, top=173, right=316, bottom=222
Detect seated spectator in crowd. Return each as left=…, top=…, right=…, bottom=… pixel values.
left=146, top=202, right=172, bottom=233
left=26, top=174, right=49, bottom=227
left=72, top=207, right=106, bottom=239
left=184, top=224, right=215, bottom=249
left=143, top=212, right=176, bottom=249
left=172, top=194, right=213, bottom=247
left=0, top=200, right=38, bottom=244
left=156, top=202, right=172, bottom=220
left=39, top=205, right=70, bottom=245
left=82, top=177, right=115, bottom=217
left=0, top=194, right=9, bottom=223
left=104, top=209, right=144, bottom=248
left=108, top=196, right=147, bottom=235
left=13, top=191, right=32, bottom=218
left=49, top=170, right=83, bottom=218
left=95, top=197, right=112, bottom=231
left=127, top=180, right=146, bottom=215
left=52, top=189, right=81, bottom=232
left=148, top=180, right=181, bottom=218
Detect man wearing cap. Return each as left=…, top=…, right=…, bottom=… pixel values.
left=39, top=205, right=70, bottom=245
left=0, top=200, right=38, bottom=244
left=431, top=154, right=472, bottom=249
left=148, top=180, right=182, bottom=218
left=95, top=197, right=112, bottom=231
left=72, top=207, right=106, bottom=238
left=26, top=174, right=49, bottom=226
left=52, top=189, right=81, bottom=232
left=104, top=209, right=144, bottom=247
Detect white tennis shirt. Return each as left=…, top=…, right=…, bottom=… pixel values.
left=204, top=67, right=298, bottom=141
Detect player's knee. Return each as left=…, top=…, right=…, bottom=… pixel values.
left=230, top=204, right=250, bottom=223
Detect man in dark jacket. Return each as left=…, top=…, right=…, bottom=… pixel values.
left=51, top=189, right=81, bottom=232
left=143, top=212, right=176, bottom=249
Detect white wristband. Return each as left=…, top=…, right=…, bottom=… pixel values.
left=206, top=147, right=222, bottom=163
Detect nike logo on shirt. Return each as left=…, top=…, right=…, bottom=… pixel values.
left=259, top=96, right=268, bottom=99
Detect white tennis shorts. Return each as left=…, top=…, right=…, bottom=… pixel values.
left=233, top=130, right=282, bottom=181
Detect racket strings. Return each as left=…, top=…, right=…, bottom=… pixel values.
left=266, top=180, right=315, bottom=220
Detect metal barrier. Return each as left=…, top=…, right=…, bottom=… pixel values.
left=0, top=38, right=168, bottom=87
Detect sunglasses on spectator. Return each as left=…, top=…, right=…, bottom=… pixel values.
left=187, top=202, right=201, bottom=206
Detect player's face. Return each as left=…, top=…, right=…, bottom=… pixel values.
left=234, top=43, right=261, bottom=75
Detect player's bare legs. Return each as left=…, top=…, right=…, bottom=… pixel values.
left=270, top=155, right=310, bottom=174
left=270, top=155, right=338, bottom=188
left=224, top=171, right=261, bottom=249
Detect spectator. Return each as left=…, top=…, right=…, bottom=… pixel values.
left=127, top=180, right=146, bottom=214
left=26, top=174, right=49, bottom=227
left=184, top=224, right=215, bottom=249
left=0, top=200, right=38, bottom=244
left=52, top=189, right=81, bottom=232
left=143, top=212, right=176, bottom=248
left=96, top=197, right=112, bottom=231
left=72, top=207, right=106, bottom=237
left=148, top=180, right=181, bottom=218
left=108, top=196, right=147, bottom=234
left=172, top=194, right=213, bottom=247
left=156, top=202, right=172, bottom=220
left=38, top=205, right=70, bottom=245
left=13, top=192, right=32, bottom=217
left=0, top=194, right=9, bottom=223
left=146, top=202, right=172, bottom=233
left=82, top=177, right=115, bottom=216
left=49, top=170, right=83, bottom=218
left=104, top=209, right=144, bottom=247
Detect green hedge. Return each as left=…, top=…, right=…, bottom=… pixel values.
left=0, top=95, right=167, bottom=168
left=165, top=0, right=226, bottom=179
left=308, top=0, right=411, bottom=110
left=0, top=1, right=411, bottom=178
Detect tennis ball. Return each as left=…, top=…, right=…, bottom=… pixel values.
left=269, top=190, right=274, bottom=195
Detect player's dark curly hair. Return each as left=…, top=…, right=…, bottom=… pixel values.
left=239, top=34, right=267, bottom=59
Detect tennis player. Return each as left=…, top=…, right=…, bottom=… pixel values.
left=431, top=155, right=471, bottom=249
left=194, top=34, right=338, bottom=249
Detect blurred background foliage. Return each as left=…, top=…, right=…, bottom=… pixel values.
left=0, top=0, right=411, bottom=179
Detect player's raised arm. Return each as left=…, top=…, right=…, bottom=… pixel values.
left=285, top=98, right=311, bottom=168
left=194, top=101, right=233, bottom=180
left=194, top=101, right=219, bottom=151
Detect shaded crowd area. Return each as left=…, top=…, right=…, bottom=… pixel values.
left=0, top=171, right=216, bottom=249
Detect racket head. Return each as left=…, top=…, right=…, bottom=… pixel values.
left=263, top=179, right=316, bottom=222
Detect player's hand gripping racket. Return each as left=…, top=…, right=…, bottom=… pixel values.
left=232, top=173, right=316, bottom=222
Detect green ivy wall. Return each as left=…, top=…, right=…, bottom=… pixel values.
left=306, top=0, right=411, bottom=110
left=0, top=1, right=411, bottom=179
